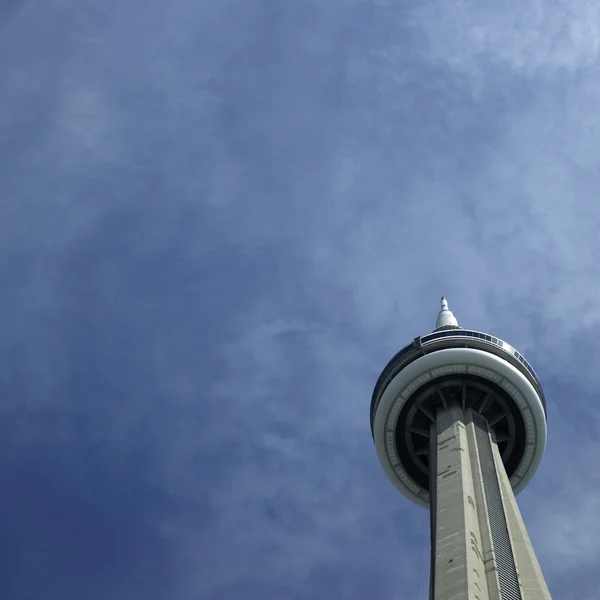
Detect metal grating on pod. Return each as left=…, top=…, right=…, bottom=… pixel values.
left=474, top=412, right=522, bottom=600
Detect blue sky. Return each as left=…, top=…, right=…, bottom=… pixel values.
left=1, top=1, right=599, bottom=598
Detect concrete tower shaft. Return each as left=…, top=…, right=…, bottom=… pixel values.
left=429, top=405, right=550, bottom=599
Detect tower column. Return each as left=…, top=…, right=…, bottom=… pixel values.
left=370, top=298, right=551, bottom=598
left=492, top=439, right=552, bottom=599
left=430, top=406, right=551, bottom=599
left=431, top=403, right=490, bottom=599
left=465, top=414, right=502, bottom=599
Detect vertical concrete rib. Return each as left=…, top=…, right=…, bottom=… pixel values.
left=432, top=404, right=489, bottom=600
left=429, top=422, right=438, bottom=600
left=465, top=412, right=502, bottom=599
left=472, top=412, right=522, bottom=600
left=431, top=407, right=551, bottom=599
left=491, top=438, right=552, bottom=599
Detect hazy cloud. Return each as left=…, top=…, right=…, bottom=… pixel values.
left=1, top=0, right=598, bottom=598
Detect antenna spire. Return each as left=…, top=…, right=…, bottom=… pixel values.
left=435, top=296, right=459, bottom=330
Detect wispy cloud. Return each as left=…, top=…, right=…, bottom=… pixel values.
left=412, top=0, right=600, bottom=75
left=1, top=0, right=598, bottom=598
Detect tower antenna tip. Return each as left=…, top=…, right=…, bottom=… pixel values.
left=435, top=296, right=459, bottom=330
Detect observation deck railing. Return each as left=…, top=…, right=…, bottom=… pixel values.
left=370, top=329, right=546, bottom=433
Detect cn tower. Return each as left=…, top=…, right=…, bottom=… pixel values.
left=370, top=298, right=551, bottom=599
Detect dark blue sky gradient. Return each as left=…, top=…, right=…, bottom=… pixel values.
left=2, top=1, right=600, bottom=598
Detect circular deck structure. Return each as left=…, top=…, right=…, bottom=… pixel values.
left=370, top=300, right=547, bottom=508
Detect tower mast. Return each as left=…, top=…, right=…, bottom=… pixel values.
left=370, top=298, right=551, bottom=598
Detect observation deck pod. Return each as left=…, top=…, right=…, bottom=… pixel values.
left=370, top=303, right=547, bottom=509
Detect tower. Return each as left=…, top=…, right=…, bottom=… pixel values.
left=370, top=298, right=551, bottom=599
